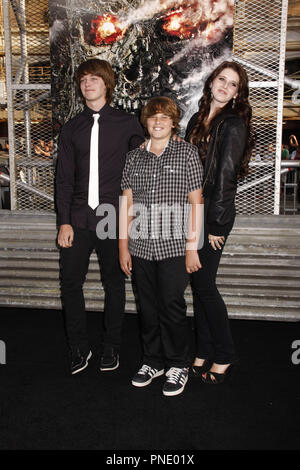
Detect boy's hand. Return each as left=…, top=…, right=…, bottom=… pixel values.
left=186, top=250, right=202, bottom=273
left=58, top=224, right=74, bottom=248
left=119, top=247, right=132, bottom=276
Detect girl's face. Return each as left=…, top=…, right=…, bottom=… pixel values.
left=210, top=67, right=240, bottom=107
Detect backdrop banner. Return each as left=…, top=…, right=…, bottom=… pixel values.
left=49, top=0, right=233, bottom=135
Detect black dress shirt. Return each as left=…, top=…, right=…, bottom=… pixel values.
left=56, top=103, right=145, bottom=230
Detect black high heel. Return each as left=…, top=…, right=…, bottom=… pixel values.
left=201, top=364, right=233, bottom=384
left=190, top=360, right=211, bottom=378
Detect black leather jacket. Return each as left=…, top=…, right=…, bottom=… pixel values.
left=185, top=110, right=247, bottom=236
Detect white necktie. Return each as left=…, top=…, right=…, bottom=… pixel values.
left=88, top=113, right=100, bottom=210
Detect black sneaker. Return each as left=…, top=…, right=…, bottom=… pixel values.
left=132, top=364, right=164, bottom=387
left=163, top=367, right=189, bottom=396
left=71, top=349, right=92, bottom=375
left=100, top=346, right=119, bottom=371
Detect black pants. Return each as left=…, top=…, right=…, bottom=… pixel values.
left=132, top=256, right=190, bottom=369
left=60, top=228, right=125, bottom=353
left=191, top=228, right=236, bottom=364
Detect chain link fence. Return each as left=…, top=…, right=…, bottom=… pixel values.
left=2, top=0, right=54, bottom=211
left=233, top=0, right=288, bottom=215
left=1, top=0, right=288, bottom=214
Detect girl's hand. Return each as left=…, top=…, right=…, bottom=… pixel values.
left=139, top=139, right=148, bottom=149
left=208, top=234, right=225, bottom=250
left=172, top=134, right=183, bottom=142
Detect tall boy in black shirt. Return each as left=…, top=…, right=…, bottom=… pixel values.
left=56, top=59, right=144, bottom=375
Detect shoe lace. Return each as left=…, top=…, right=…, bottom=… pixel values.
left=166, top=367, right=186, bottom=384
left=139, top=364, right=153, bottom=375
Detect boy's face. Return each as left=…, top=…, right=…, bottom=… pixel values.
left=146, top=113, right=174, bottom=141
left=80, top=73, right=107, bottom=106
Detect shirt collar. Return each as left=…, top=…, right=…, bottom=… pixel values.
left=83, top=102, right=111, bottom=119
left=146, top=138, right=171, bottom=157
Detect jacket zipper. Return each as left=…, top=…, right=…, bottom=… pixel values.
left=202, top=120, right=224, bottom=191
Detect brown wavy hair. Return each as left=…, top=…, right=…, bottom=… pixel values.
left=189, top=61, right=255, bottom=178
left=76, top=59, right=115, bottom=104
left=141, top=96, right=180, bottom=135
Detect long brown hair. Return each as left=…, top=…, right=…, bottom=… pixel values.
left=189, top=61, right=255, bottom=178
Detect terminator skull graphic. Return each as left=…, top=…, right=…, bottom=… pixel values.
left=50, top=0, right=234, bottom=134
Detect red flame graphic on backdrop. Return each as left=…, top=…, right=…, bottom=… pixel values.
left=89, top=15, right=126, bottom=45
left=88, top=10, right=220, bottom=45
left=162, top=11, right=199, bottom=39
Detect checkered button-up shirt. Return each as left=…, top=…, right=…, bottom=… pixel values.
left=121, top=138, right=203, bottom=260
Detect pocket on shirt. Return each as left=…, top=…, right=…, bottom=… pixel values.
left=162, top=164, right=185, bottom=188
left=131, top=171, right=149, bottom=191
left=163, top=163, right=185, bottom=176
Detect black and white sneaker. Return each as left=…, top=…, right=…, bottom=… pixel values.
left=132, top=364, right=164, bottom=387
left=163, top=367, right=189, bottom=396
left=71, top=349, right=92, bottom=375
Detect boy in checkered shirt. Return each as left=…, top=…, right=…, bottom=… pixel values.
left=119, top=97, right=203, bottom=396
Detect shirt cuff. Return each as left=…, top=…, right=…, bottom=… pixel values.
left=57, top=213, right=71, bottom=226
left=207, top=221, right=232, bottom=237
left=188, top=186, right=203, bottom=196
left=121, top=184, right=132, bottom=191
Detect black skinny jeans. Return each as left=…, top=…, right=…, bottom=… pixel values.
left=60, top=228, right=125, bottom=354
left=191, top=225, right=236, bottom=365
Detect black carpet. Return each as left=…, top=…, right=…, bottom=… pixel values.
left=0, top=307, right=299, bottom=451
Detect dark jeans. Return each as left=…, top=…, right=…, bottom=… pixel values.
left=132, top=256, right=190, bottom=369
left=191, top=227, right=236, bottom=365
left=60, top=228, right=125, bottom=353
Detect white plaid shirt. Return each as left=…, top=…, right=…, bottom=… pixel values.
left=121, top=138, right=203, bottom=260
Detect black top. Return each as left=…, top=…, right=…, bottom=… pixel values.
left=56, top=103, right=145, bottom=230
left=185, top=110, right=247, bottom=236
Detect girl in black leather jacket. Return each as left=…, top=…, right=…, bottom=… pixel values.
left=185, top=61, right=254, bottom=384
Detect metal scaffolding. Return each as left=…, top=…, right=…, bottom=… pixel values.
left=2, top=0, right=53, bottom=211
left=233, top=0, right=290, bottom=215
left=1, top=0, right=298, bottom=214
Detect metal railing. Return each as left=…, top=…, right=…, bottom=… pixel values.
left=281, top=160, right=300, bottom=215
left=1, top=160, right=299, bottom=215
